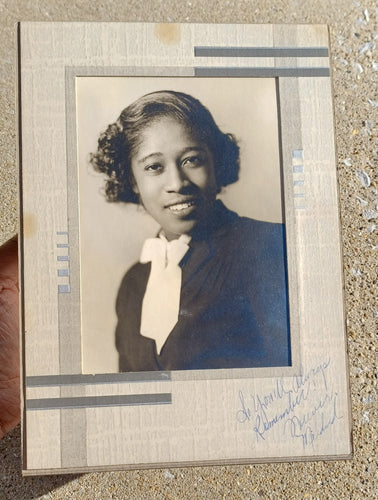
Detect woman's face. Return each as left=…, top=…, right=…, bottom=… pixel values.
left=131, top=117, right=218, bottom=240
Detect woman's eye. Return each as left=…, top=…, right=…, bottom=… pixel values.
left=144, top=163, right=163, bottom=174
left=182, top=156, right=203, bottom=168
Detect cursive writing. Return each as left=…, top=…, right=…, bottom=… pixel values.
left=236, top=359, right=343, bottom=448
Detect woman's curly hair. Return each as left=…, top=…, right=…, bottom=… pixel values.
left=90, top=90, right=240, bottom=203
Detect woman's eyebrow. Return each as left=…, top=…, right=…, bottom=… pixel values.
left=180, top=146, right=207, bottom=155
left=138, top=146, right=207, bottom=164
left=137, top=152, right=163, bottom=164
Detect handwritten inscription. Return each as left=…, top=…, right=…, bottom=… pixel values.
left=236, top=359, right=343, bottom=449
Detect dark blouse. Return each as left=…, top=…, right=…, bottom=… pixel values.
left=115, top=201, right=291, bottom=371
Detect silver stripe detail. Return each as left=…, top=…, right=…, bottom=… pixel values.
left=58, top=284, right=71, bottom=294
left=57, top=243, right=69, bottom=248
left=294, top=193, right=306, bottom=198
left=293, top=166, right=304, bottom=173
left=56, top=231, right=69, bottom=235
left=57, top=255, right=69, bottom=261
left=292, top=150, right=304, bottom=159
left=26, top=371, right=172, bottom=387
left=58, top=269, right=69, bottom=277
left=195, top=67, right=330, bottom=77
left=194, top=47, right=329, bottom=58
left=26, top=393, right=172, bottom=410
left=60, top=66, right=86, bottom=467
left=293, top=180, right=305, bottom=186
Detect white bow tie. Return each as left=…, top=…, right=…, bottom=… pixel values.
left=140, top=234, right=191, bottom=267
left=139, top=234, right=191, bottom=355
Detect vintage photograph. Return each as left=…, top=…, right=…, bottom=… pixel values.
left=77, top=77, right=291, bottom=374
left=19, top=23, right=351, bottom=474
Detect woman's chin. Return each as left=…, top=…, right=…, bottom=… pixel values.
left=162, top=223, right=196, bottom=241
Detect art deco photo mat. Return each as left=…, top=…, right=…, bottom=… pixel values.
left=18, top=22, right=352, bottom=474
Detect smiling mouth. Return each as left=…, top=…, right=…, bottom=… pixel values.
left=167, top=200, right=197, bottom=213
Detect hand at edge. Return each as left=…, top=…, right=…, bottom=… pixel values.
left=0, top=236, right=20, bottom=440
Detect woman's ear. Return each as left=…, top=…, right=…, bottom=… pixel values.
left=129, top=172, right=139, bottom=194
left=132, top=182, right=139, bottom=195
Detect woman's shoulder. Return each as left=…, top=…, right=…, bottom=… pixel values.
left=236, top=215, right=284, bottom=235
left=215, top=201, right=284, bottom=235
left=220, top=203, right=285, bottom=246
left=219, top=212, right=286, bottom=276
left=117, top=261, right=150, bottom=295
left=236, top=216, right=285, bottom=251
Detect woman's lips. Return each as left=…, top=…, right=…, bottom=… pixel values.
left=168, top=200, right=195, bottom=213
left=165, top=199, right=198, bottom=216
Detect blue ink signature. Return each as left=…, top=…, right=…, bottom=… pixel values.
left=236, top=359, right=343, bottom=448
left=284, top=391, right=342, bottom=448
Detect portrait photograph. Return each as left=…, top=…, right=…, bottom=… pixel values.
left=76, top=76, right=291, bottom=375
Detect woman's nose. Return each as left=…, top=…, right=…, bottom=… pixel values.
left=165, top=164, right=189, bottom=192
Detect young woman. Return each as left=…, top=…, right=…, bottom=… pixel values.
left=90, top=90, right=290, bottom=371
